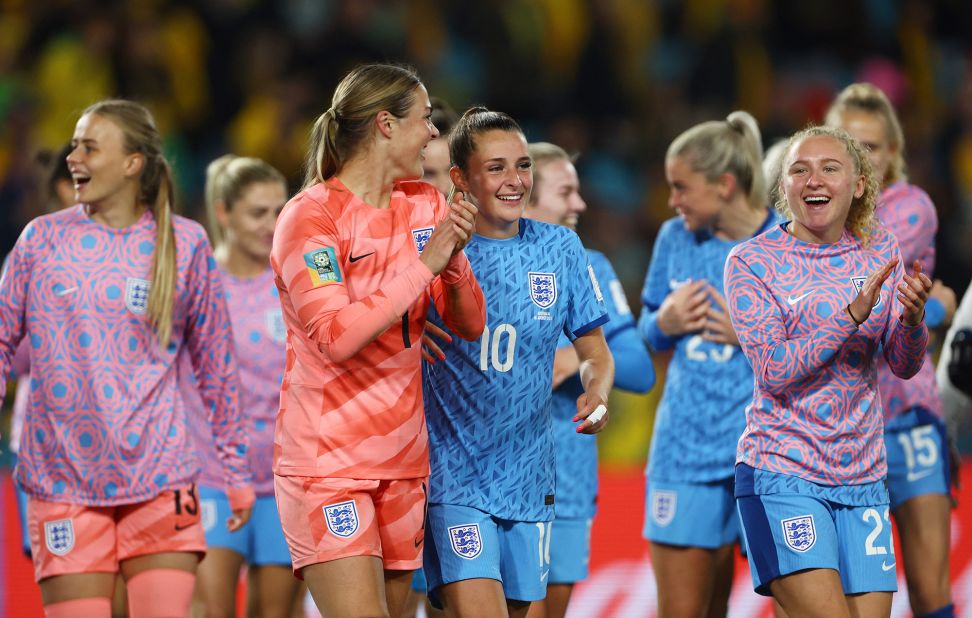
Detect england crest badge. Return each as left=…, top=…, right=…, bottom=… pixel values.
left=781, top=515, right=816, bottom=552
left=651, top=490, right=677, bottom=527
left=323, top=500, right=359, bottom=538
left=44, top=518, right=75, bottom=556
left=851, top=276, right=882, bottom=308
left=265, top=309, right=287, bottom=344
left=528, top=272, right=557, bottom=309
left=200, top=499, right=217, bottom=532
left=412, top=227, right=434, bottom=254
left=125, top=277, right=151, bottom=315
left=448, top=523, right=483, bottom=560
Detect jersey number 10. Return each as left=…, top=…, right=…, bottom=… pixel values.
left=480, top=324, right=517, bottom=372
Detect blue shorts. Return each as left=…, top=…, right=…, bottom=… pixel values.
left=735, top=466, right=896, bottom=596
left=411, top=567, right=428, bottom=594
left=643, top=477, right=740, bottom=549
left=199, top=486, right=291, bottom=566
left=15, top=478, right=31, bottom=557
left=885, top=407, right=951, bottom=509
left=549, top=517, right=593, bottom=584
left=423, top=504, right=550, bottom=605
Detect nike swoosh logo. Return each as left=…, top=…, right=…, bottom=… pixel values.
left=349, top=252, right=375, bottom=263
left=882, top=561, right=895, bottom=572
left=669, top=278, right=691, bottom=290
left=786, top=291, right=812, bottom=305
left=174, top=522, right=196, bottom=531
left=55, top=286, right=79, bottom=297
left=414, top=537, right=423, bottom=548
left=907, top=469, right=934, bottom=482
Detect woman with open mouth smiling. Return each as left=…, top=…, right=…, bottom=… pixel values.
left=0, top=99, right=254, bottom=617
left=725, top=125, right=933, bottom=617
left=420, top=107, right=614, bottom=618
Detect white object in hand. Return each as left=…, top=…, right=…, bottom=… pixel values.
left=587, top=404, right=607, bottom=425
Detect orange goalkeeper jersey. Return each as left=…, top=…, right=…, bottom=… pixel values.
left=270, top=178, right=485, bottom=480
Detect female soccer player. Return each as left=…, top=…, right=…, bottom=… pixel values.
left=826, top=83, right=957, bottom=618
left=0, top=99, right=253, bottom=618
left=269, top=63, right=486, bottom=617
left=189, top=155, right=299, bottom=618
left=523, top=141, right=654, bottom=618
left=421, top=108, right=615, bottom=618
left=639, top=111, right=776, bottom=617
left=726, top=125, right=931, bottom=615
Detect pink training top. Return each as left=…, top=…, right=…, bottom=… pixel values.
left=8, top=341, right=30, bottom=453
left=725, top=223, right=928, bottom=485
left=0, top=206, right=253, bottom=509
left=874, top=181, right=942, bottom=420
left=188, top=267, right=285, bottom=496
left=270, top=178, right=486, bottom=480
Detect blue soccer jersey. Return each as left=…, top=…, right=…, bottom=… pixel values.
left=553, top=250, right=651, bottom=519
left=424, top=219, right=608, bottom=521
left=641, top=212, right=779, bottom=484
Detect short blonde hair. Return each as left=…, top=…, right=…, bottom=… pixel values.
left=775, top=125, right=879, bottom=246
left=825, top=82, right=906, bottom=187
left=667, top=110, right=767, bottom=210
left=205, top=155, right=286, bottom=245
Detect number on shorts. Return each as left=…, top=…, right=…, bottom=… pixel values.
left=174, top=485, right=199, bottom=517
left=535, top=521, right=551, bottom=567
left=897, top=425, right=939, bottom=473
left=480, top=324, right=517, bottom=372
left=862, top=507, right=893, bottom=556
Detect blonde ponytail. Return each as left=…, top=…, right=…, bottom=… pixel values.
left=147, top=159, right=177, bottom=349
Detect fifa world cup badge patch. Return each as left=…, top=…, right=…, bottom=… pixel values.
left=323, top=500, right=359, bottom=538
left=44, top=519, right=75, bottom=556
left=588, top=264, right=603, bottom=302
left=781, top=515, right=816, bottom=552
left=651, top=490, right=677, bottom=527
left=851, top=276, right=882, bottom=308
left=448, top=523, right=483, bottom=560
left=125, top=277, right=151, bottom=314
left=412, top=227, right=434, bottom=254
left=304, top=248, right=341, bottom=287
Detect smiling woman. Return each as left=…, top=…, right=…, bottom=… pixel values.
left=268, top=63, right=486, bottom=617
left=420, top=107, right=614, bottom=618
left=0, top=99, right=254, bottom=616
left=725, top=125, right=933, bottom=615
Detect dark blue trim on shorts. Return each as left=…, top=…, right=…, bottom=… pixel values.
left=736, top=494, right=780, bottom=596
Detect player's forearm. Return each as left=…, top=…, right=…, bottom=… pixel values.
left=309, top=260, right=435, bottom=362
left=436, top=254, right=486, bottom=342
left=575, top=330, right=615, bottom=402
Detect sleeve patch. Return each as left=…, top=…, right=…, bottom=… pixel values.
left=304, top=247, right=342, bottom=287
left=588, top=264, right=604, bottom=302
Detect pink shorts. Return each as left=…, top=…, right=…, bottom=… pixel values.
left=27, top=485, right=206, bottom=582
left=274, top=475, right=428, bottom=576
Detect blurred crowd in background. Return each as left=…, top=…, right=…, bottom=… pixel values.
left=2, top=0, right=972, bottom=461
